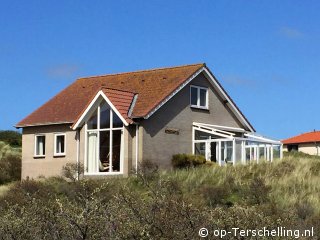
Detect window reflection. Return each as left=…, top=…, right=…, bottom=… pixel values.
left=100, top=102, right=110, bottom=129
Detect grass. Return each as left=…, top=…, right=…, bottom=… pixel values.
left=161, top=153, right=320, bottom=213
left=0, top=182, right=15, bottom=196
left=1, top=152, right=320, bottom=239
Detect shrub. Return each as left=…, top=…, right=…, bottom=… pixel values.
left=0, top=131, right=22, bottom=147
left=171, top=154, right=206, bottom=169
left=136, top=159, right=159, bottom=186
left=0, top=154, right=21, bottom=184
left=61, top=163, right=84, bottom=182
left=246, top=177, right=271, bottom=205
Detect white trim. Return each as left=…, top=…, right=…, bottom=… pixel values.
left=244, top=133, right=281, bottom=145
left=193, top=122, right=245, bottom=133
left=34, top=134, right=46, bottom=157
left=84, top=172, right=123, bottom=176
left=193, top=123, right=236, bottom=136
left=232, top=139, right=236, bottom=165
left=53, top=133, right=66, bottom=157
left=84, top=101, right=125, bottom=175
left=76, top=129, right=80, bottom=180
left=144, top=67, right=204, bottom=119
left=135, top=124, right=139, bottom=173
left=16, top=121, right=73, bottom=129
left=100, top=91, right=129, bottom=127
left=128, top=94, right=138, bottom=117
left=109, top=110, right=113, bottom=173
left=143, top=66, right=254, bottom=133
left=84, top=123, right=88, bottom=173
left=72, top=90, right=129, bottom=130
left=202, top=68, right=255, bottom=132
left=190, top=85, right=209, bottom=109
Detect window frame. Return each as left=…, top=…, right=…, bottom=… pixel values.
left=34, top=134, right=46, bottom=158
left=85, top=100, right=124, bottom=176
left=54, top=133, right=66, bottom=157
left=190, top=85, right=209, bottom=109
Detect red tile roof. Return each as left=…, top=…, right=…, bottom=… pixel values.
left=282, top=131, right=320, bottom=144
left=101, top=88, right=135, bottom=124
left=16, top=63, right=204, bottom=127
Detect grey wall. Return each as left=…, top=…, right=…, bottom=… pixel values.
left=140, top=73, right=247, bottom=168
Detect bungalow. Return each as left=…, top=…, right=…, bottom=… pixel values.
left=16, top=63, right=282, bottom=179
left=282, top=130, right=320, bottom=156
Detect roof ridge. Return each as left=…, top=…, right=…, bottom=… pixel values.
left=78, top=63, right=205, bottom=80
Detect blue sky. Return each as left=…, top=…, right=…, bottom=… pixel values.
left=0, top=0, right=319, bottom=139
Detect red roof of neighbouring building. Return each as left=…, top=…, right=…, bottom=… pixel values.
left=282, top=131, right=320, bottom=144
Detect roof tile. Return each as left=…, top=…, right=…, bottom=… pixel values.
left=282, top=131, right=320, bottom=144
left=17, top=63, right=204, bottom=127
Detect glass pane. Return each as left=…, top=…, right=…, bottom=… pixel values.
left=226, top=142, right=233, bottom=162
left=200, top=89, right=207, bottom=107
left=195, top=142, right=205, bottom=156
left=273, top=146, right=280, bottom=159
left=100, top=102, right=110, bottom=129
left=112, top=130, right=122, bottom=172
left=210, top=142, right=217, bottom=162
left=259, top=146, right=265, bottom=159
left=195, top=130, right=216, bottom=140
left=190, top=87, right=198, bottom=105
left=87, top=110, right=98, bottom=129
left=113, top=112, right=123, bottom=128
left=99, top=131, right=110, bottom=172
left=36, top=136, right=45, bottom=155
left=56, top=135, right=65, bottom=154
left=221, top=143, right=225, bottom=162
left=245, top=148, right=250, bottom=162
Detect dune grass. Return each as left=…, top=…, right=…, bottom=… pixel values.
left=0, top=152, right=320, bottom=239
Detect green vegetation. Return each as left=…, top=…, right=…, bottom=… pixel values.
left=171, top=153, right=206, bottom=169
left=0, top=154, right=319, bottom=239
left=0, top=130, right=22, bottom=147
left=0, top=141, right=21, bottom=184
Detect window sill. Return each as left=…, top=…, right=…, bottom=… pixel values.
left=84, top=172, right=123, bottom=176
left=190, top=105, right=209, bottom=110
left=34, top=155, right=45, bottom=159
left=54, top=154, right=66, bottom=158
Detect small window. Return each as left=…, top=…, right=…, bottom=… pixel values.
left=54, top=133, right=66, bottom=156
left=190, top=86, right=208, bottom=109
left=35, top=135, right=46, bottom=157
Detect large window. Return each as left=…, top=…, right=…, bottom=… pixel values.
left=86, top=101, right=124, bottom=174
left=35, top=135, right=46, bottom=157
left=190, top=85, right=208, bottom=109
left=54, top=133, right=66, bottom=156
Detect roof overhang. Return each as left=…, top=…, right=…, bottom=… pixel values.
left=193, top=122, right=281, bottom=145
left=142, top=66, right=255, bottom=132
left=15, top=121, right=73, bottom=129
left=72, top=90, right=129, bottom=130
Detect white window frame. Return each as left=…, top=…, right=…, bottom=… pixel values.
left=34, top=134, right=46, bottom=157
left=54, top=133, right=66, bottom=157
left=85, top=100, right=124, bottom=176
left=190, top=85, right=209, bottom=109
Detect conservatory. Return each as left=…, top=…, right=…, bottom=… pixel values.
left=192, top=122, right=283, bottom=166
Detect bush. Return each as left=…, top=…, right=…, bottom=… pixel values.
left=0, top=154, right=21, bottom=184
left=0, top=130, right=22, bottom=147
left=136, top=159, right=159, bottom=186
left=171, top=154, right=206, bottom=169
left=61, top=163, right=84, bottom=182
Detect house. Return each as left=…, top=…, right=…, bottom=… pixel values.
left=282, top=130, right=320, bottom=156
left=16, top=63, right=282, bottom=179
